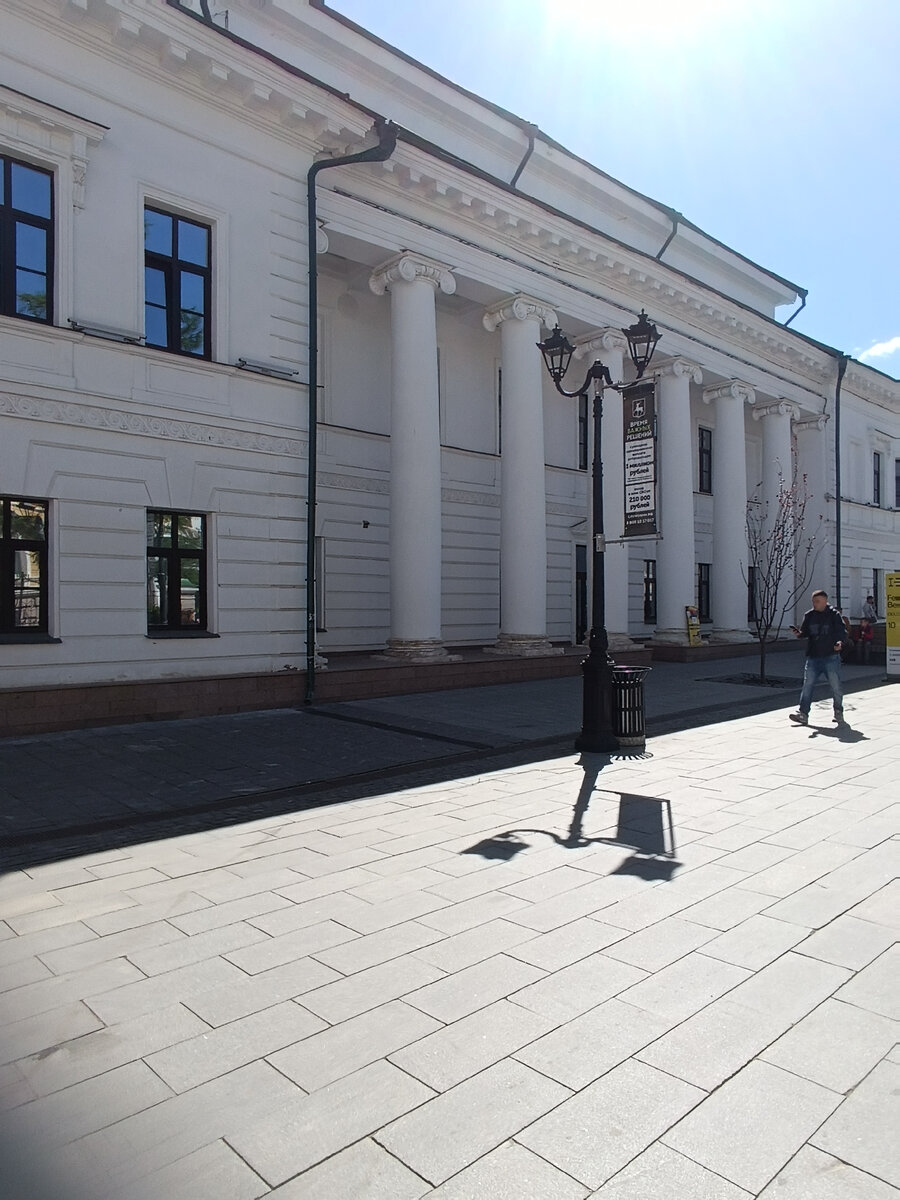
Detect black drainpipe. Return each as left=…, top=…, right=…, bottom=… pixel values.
left=782, top=289, right=808, bottom=327
left=509, top=123, right=537, bottom=187
left=305, top=120, right=398, bottom=704
left=833, top=353, right=849, bottom=610
left=655, top=209, right=681, bottom=260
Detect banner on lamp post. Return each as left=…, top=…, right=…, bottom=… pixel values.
left=886, top=572, right=900, bottom=677
left=623, top=383, right=657, bottom=538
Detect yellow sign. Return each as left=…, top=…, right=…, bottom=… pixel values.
left=886, top=572, right=900, bottom=677
left=685, top=605, right=703, bottom=647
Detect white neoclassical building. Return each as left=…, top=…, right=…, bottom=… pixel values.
left=1, top=0, right=897, bottom=733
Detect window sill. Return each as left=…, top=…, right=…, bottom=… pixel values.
left=146, top=630, right=219, bottom=639
left=0, top=633, right=61, bottom=645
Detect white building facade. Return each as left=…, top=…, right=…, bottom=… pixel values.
left=1, top=0, right=897, bottom=732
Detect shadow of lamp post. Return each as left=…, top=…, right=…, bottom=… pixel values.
left=538, top=311, right=661, bottom=753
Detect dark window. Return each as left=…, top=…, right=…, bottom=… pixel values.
left=575, top=543, right=587, bottom=643
left=698, top=427, right=713, bottom=494
left=873, top=452, right=882, bottom=506
left=144, top=207, right=211, bottom=358
left=578, top=393, right=589, bottom=471
left=698, top=562, right=711, bottom=621
left=146, top=511, right=207, bottom=631
left=1, top=497, right=48, bottom=634
left=0, top=155, right=53, bottom=323
left=895, top=458, right=900, bottom=509
left=643, top=559, right=656, bottom=624
left=747, top=564, right=758, bottom=623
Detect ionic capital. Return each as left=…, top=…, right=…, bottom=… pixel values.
left=703, top=379, right=755, bottom=406
left=315, top=225, right=329, bottom=255
left=573, top=328, right=628, bottom=359
left=482, top=293, right=556, bottom=332
left=654, top=356, right=703, bottom=385
left=752, top=399, right=800, bottom=422
left=369, top=252, right=456, bottom=297
left=793, top=415, right=829, bottom=433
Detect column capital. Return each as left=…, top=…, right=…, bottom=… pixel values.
left=752, top=399, right=800, bottom=422
left=482, top=293, right=556, bottom=333
left=315, top=224, right=329, bottom=255
left=702, top=379, right=755, bottom=405
left=573, top=328, right=627, bottom=359
left=369, top=252, right=456, bottom=297
left=794, top=414, right=829, bottom=432
left=653, top=356, right=703, bottom=385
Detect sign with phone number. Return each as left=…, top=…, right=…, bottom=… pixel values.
left=886, top=572, right=900, bottom=677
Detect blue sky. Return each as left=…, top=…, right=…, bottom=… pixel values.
left=329, top=0, right=899, bottom=379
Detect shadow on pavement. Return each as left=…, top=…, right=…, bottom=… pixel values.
left=807, top=721, right=869, bottom=743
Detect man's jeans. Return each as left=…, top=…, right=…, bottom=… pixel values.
left=799, top=653, right=843, bottom=714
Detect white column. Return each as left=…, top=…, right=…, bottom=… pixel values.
left=794, top=415, right=829, bottom=624
left=573, top=329, right=638, bottom=651
left=483, top=295, right=561, bottom=655
left=654, top=357, right=703, bottom=643
left=369, top=252, right=457, bottom=661
left=752, top=399, right=800, bottom=628
left=703, top=380, right=755, bottom=643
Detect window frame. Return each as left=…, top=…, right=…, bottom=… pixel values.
left=0, top=153, right=54, bottom=324
left=146, top=509, right=208, bottom=634
left=873, top=450, right=883, bottom=507
left=0, top=495, right=49, bottom=636
left=698, top=426, right=713, bottom=494
left=143, top=205, right=212, bottom=359
left=697, top=561, right=711, bottom=622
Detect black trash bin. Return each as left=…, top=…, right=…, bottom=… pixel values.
left=611, top=666, right=651, bottom=748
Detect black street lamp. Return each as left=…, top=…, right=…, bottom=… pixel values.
left=538, top=311, right=661, bottom=752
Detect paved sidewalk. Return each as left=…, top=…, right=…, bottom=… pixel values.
left=0, top=652, right=885, bottom=859
left=0, top=678, right=897, bottom=1197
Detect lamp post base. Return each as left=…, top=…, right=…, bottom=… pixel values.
left=574, top=651, right=619, bottom=754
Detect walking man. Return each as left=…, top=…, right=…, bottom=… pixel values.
left=789, top=589, right=845, bottom=725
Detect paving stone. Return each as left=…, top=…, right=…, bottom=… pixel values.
left=510, top=952, right=646, bottom=1023
left=587, top=1141, right=752, bottom=1199
left=714, top=842, right=797, bottom=873
left=678, top=887, right=775, bottom=930
left=12, top=1003, right=208, bottom=1097
left=602, top=916, right=717, bottom=971
left=0, top=1059, right=173, bottom=1148
left=506, top=875, right=646, bottom=934
left=194, top=868, right=314, bottom=904
left=182, top=958, right=340, bottom=1026
left=266, top=1137, right=429, bottom=1199
left=8, top=890, right=138, bottom=935
left=0, top=956, right=53, bottom=992
left=426, top=1140, right=589, bottom=1199
left=761, top=997, right=899, bottom=1094
left=269, top=1000, right=441, bottom=1091
left=0, top=1002, right=104, bottom=1068
left=514, top=997, right=672, bottom=1090
left=105, top=1139, right=268, bottom=1200
left=349, top=866, right=455, bottom=904
left=700, top=914, right=811, bottom=970
left=418, top=891, right=532, bottom=934
left=82, top=956, right=247, bottom=1025
left=166, top=891, right=294, bottom=934
left=246, top=892, right=372, bottom=937
left=616, top=951, right=750, bottom=1022
left=83, top=892, right=212, bottom=935
left=518, top=1058, right=702, bottom=1189
left=506, top=918, right=628, bottom=971
left=423, top=864, right=531, bottom=903
left=637, top=954, right=851, bottom=1090
left=596, top=865, right=749, bottom=933
left=757, top=1145, right=900, bottom=1200
left=145, top=1000, right=324, bottom=1092
left=377, top=1059, right=569, bottom=1185
left=742, top=842, right=864, bottom=898
left=413, top=917, right=538, bottom=972
left=405, top=954, right=545, bottom=1023
left=662, top=1059, right=841, bottom=1193
left=847, top=879, right=900, bottom=930
left=835, top=944, right=900, bottom=1019
left=224, top=919, right=357, bottom=974
left=313, top=919, right=444, bottom=974
left=125, top=921, right=268, bottom=976
left=795, top=914, right=897, bottom=970
left=390, top=998, right=556, bottom=1091
left=228, top=1060, right=433, bottom=1186
left=811, top=1059, right=900, bottom=1187
left=300, top=956, right=445, bottom=1023
left=37, top=920, right=185, bottom=975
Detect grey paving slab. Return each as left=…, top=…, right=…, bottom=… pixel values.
left=376, top=1058, right=570, bottom=1186
left=268, top=1000, right=442, bottom=1092
left=600, top=915, right=718, bottom=971
left=427, top=1141, right=589, bottom=1199
left=678, top=887, right=777, bottom=930
left=82, top=956, right=248, bottom=1025
left=404, top=953, right=546, bottom=1023
left=616, top=950, right=751, bottom=1022
left=662, top=1059, right=841, bottom=1193
left=514, top=996, right=672, bottom=1090
left=299, top=956, right=446, bottom=1023
left=811, top=1058, right=900, bottom=1187
left=589, top=1142, right=752, bottom=1199
left=313, top=919, right=444, bottom=974
left=835, top=944, right=900, bottom=1020
left=700, top=914, right=812, bottom=970
left=0, top=1001, right=103, bottom=1068
left=517, top=1058, right=703, bottom=1190
left=266, top=1138, right=429, bottom=1199
left=760, top=997, right=899, bottom=1094
left=510, top=952, right=646, bottom=1023
left=228, top=1059, right=433, bottom=1187
left=505, top=917, right=628, bottom=971
left=224, top=919, right=357, bottom=974
left=413, top=917, right=539, bottom=972
left=848, top=879, right=900, bottom=930
left=179, top=957, right=339, bottom=1025
left=758, top=1146, right=900, bottom=1200
left=106, top=1139, right=269, bottom=1200
left=389, top=998, right=556, bottom=1091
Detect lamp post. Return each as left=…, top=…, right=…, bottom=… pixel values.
left=538, top=311, right=661, bottom=752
